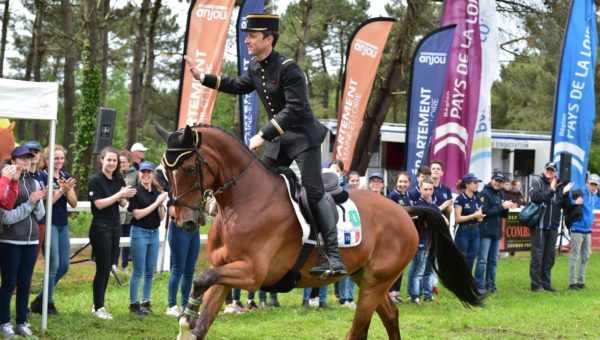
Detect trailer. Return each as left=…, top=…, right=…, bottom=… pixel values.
left=321, top=119, right=551, bottom=182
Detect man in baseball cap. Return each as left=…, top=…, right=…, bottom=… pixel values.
left=566, top=173, right=600, bottom=290
left=545, top=162, right=557, bottom=171
left=130, top=143, right=148, bottom=170
left=491, top=171, right=505, bottom=182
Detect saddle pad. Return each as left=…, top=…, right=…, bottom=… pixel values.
left=281, top=175, right=362, bottom=248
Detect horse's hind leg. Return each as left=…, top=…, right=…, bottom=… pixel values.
left=347, top=279, right=391, bottom=340
left=375, top=296, right=400, bottom=340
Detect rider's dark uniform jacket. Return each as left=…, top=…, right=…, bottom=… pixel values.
left=202, top=50, right=328, bottom=160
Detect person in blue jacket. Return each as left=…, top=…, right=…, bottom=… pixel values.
left=475, top=171, right=515, bottom=293
left=565, top=174, right=600, bottom=290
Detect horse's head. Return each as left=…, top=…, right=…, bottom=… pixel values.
left=0, top=120, right=16, bottom=163
left=157, top=123, right=219, bottom=231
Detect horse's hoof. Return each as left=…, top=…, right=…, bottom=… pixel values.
left=177, top=316, right=197, bottom=340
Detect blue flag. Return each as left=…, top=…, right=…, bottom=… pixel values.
left=404, top=25, right=456, bottom=185
left=236, top=0, right=264, bottom=145
left=552, top=0, right=598, bottom=189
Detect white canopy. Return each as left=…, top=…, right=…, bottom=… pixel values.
left=0, top=78, right=58, bottom=331
left=0, top=78, right=58, bottom=119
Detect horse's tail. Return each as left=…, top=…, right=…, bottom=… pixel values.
left=407, top=206, right=485, bottom=308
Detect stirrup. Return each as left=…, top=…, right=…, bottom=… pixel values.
left=309, top=261, right=347, bottom=280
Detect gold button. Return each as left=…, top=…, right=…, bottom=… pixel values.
left=271, top=109, right=275, bottom=112
left=264, top=90, right=267, bottom=93
left=262, top=76, right=265, bottom=79
left=262, top=82, right=266, bottom=86
left=269, top=102, right=272, bottom=105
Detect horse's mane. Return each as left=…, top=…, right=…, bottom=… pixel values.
left=190, top=123, right=258, bottom=159
left=189, top=123, right=280, bottom=175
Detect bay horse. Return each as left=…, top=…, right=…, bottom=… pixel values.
left=159, top=124, right=484, bottom=340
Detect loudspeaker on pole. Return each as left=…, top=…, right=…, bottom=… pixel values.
left=94, top=108, right=117, bottom=154
left=559, top=152, right=572, bottom=184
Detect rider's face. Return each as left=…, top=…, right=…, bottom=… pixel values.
left=245, top=32, right=272, bottom=57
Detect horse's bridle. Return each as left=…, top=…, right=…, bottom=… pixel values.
left=164, top=133, right=255, bottom=211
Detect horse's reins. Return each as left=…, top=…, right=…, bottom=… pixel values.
left=166, top=134, right=255, bottom=211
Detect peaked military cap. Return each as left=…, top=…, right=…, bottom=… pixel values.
left=242, top=13, right=279, bottom=32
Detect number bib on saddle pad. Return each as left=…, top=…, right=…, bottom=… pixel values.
left=281, top=175, right=363, bottom=248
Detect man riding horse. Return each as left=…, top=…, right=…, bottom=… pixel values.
left=184, top=13, right=346, bottom=277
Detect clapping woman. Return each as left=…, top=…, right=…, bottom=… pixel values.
left=127, top=161, right=168, bottom=316
left=0, top=146, right=45, bottom=339
left=88, top=147, right=136, bottom=320
left=30, top=145, right=77, bottom=315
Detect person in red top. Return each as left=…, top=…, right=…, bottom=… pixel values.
left=0, top=164, right=21, bottom=209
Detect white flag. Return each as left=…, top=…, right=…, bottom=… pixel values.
left=469, top=0, right=499, bottom=185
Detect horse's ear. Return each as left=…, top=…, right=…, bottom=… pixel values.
left=153, top=121, right=172, bottom=143
left=182, top=125, right=194, bottom=147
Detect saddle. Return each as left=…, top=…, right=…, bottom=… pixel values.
left=262, top=169, right=352, bottom=293
left=275, top=167, right=348, bottom=226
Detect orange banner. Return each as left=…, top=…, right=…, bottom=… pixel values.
left=333, top=18, right=395, bottom=167
left=177, top=0, right=235, bottom=128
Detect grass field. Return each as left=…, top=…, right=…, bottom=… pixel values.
left=20, top=249, right=600, bottom=339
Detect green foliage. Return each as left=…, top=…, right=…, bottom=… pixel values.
left=492, top=54, right=556, bottom=131
left=210, top=61, right=238, bottom=134
left=71, top=44, right=101, bottom=195
left=69, top=212, right=92, bottom=237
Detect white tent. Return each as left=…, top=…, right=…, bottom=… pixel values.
left=0, top=78, right=58, bottom=331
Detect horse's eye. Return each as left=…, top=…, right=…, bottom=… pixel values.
left=184, top=165, right=195, bottom=174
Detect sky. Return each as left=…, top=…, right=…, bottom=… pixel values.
left=2, top=1, right=518, bottom=79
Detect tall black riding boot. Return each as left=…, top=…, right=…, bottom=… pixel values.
left=309, top=196, right=347, bottom=277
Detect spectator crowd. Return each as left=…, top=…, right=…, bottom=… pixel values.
left=0, top=141, right=597, bottom=338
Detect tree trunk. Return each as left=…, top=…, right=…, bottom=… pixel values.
left=0, top=0, right=10, bottom=78
left=293, top=0, right=313, bottom=64
left=351, top=0, right=431, bottom=174
left=126, top=0, right=151, bottom=148
left=61, top=0, right=76, bottom=149
left=71, top=0, right=102, bottom=196
left=334, top=28, right=345, bottom=115
left=17, top=33, right=35, bottom=141
left=98, top=0, right=110, bottom=105
left=31, top=0, right=46, bottom=140
left=84, top=0, right=98, bottom=63
left=139, top=0, right=161, bottom=126
left=318, top=40, right=329, bottom=110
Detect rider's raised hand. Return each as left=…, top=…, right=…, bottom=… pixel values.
left=184, top=56, right=203, bottom=81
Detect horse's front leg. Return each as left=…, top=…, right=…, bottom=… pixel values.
left=177, top=284, right=228, bottom=340
left=185, top=260, right=261, bottom=339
